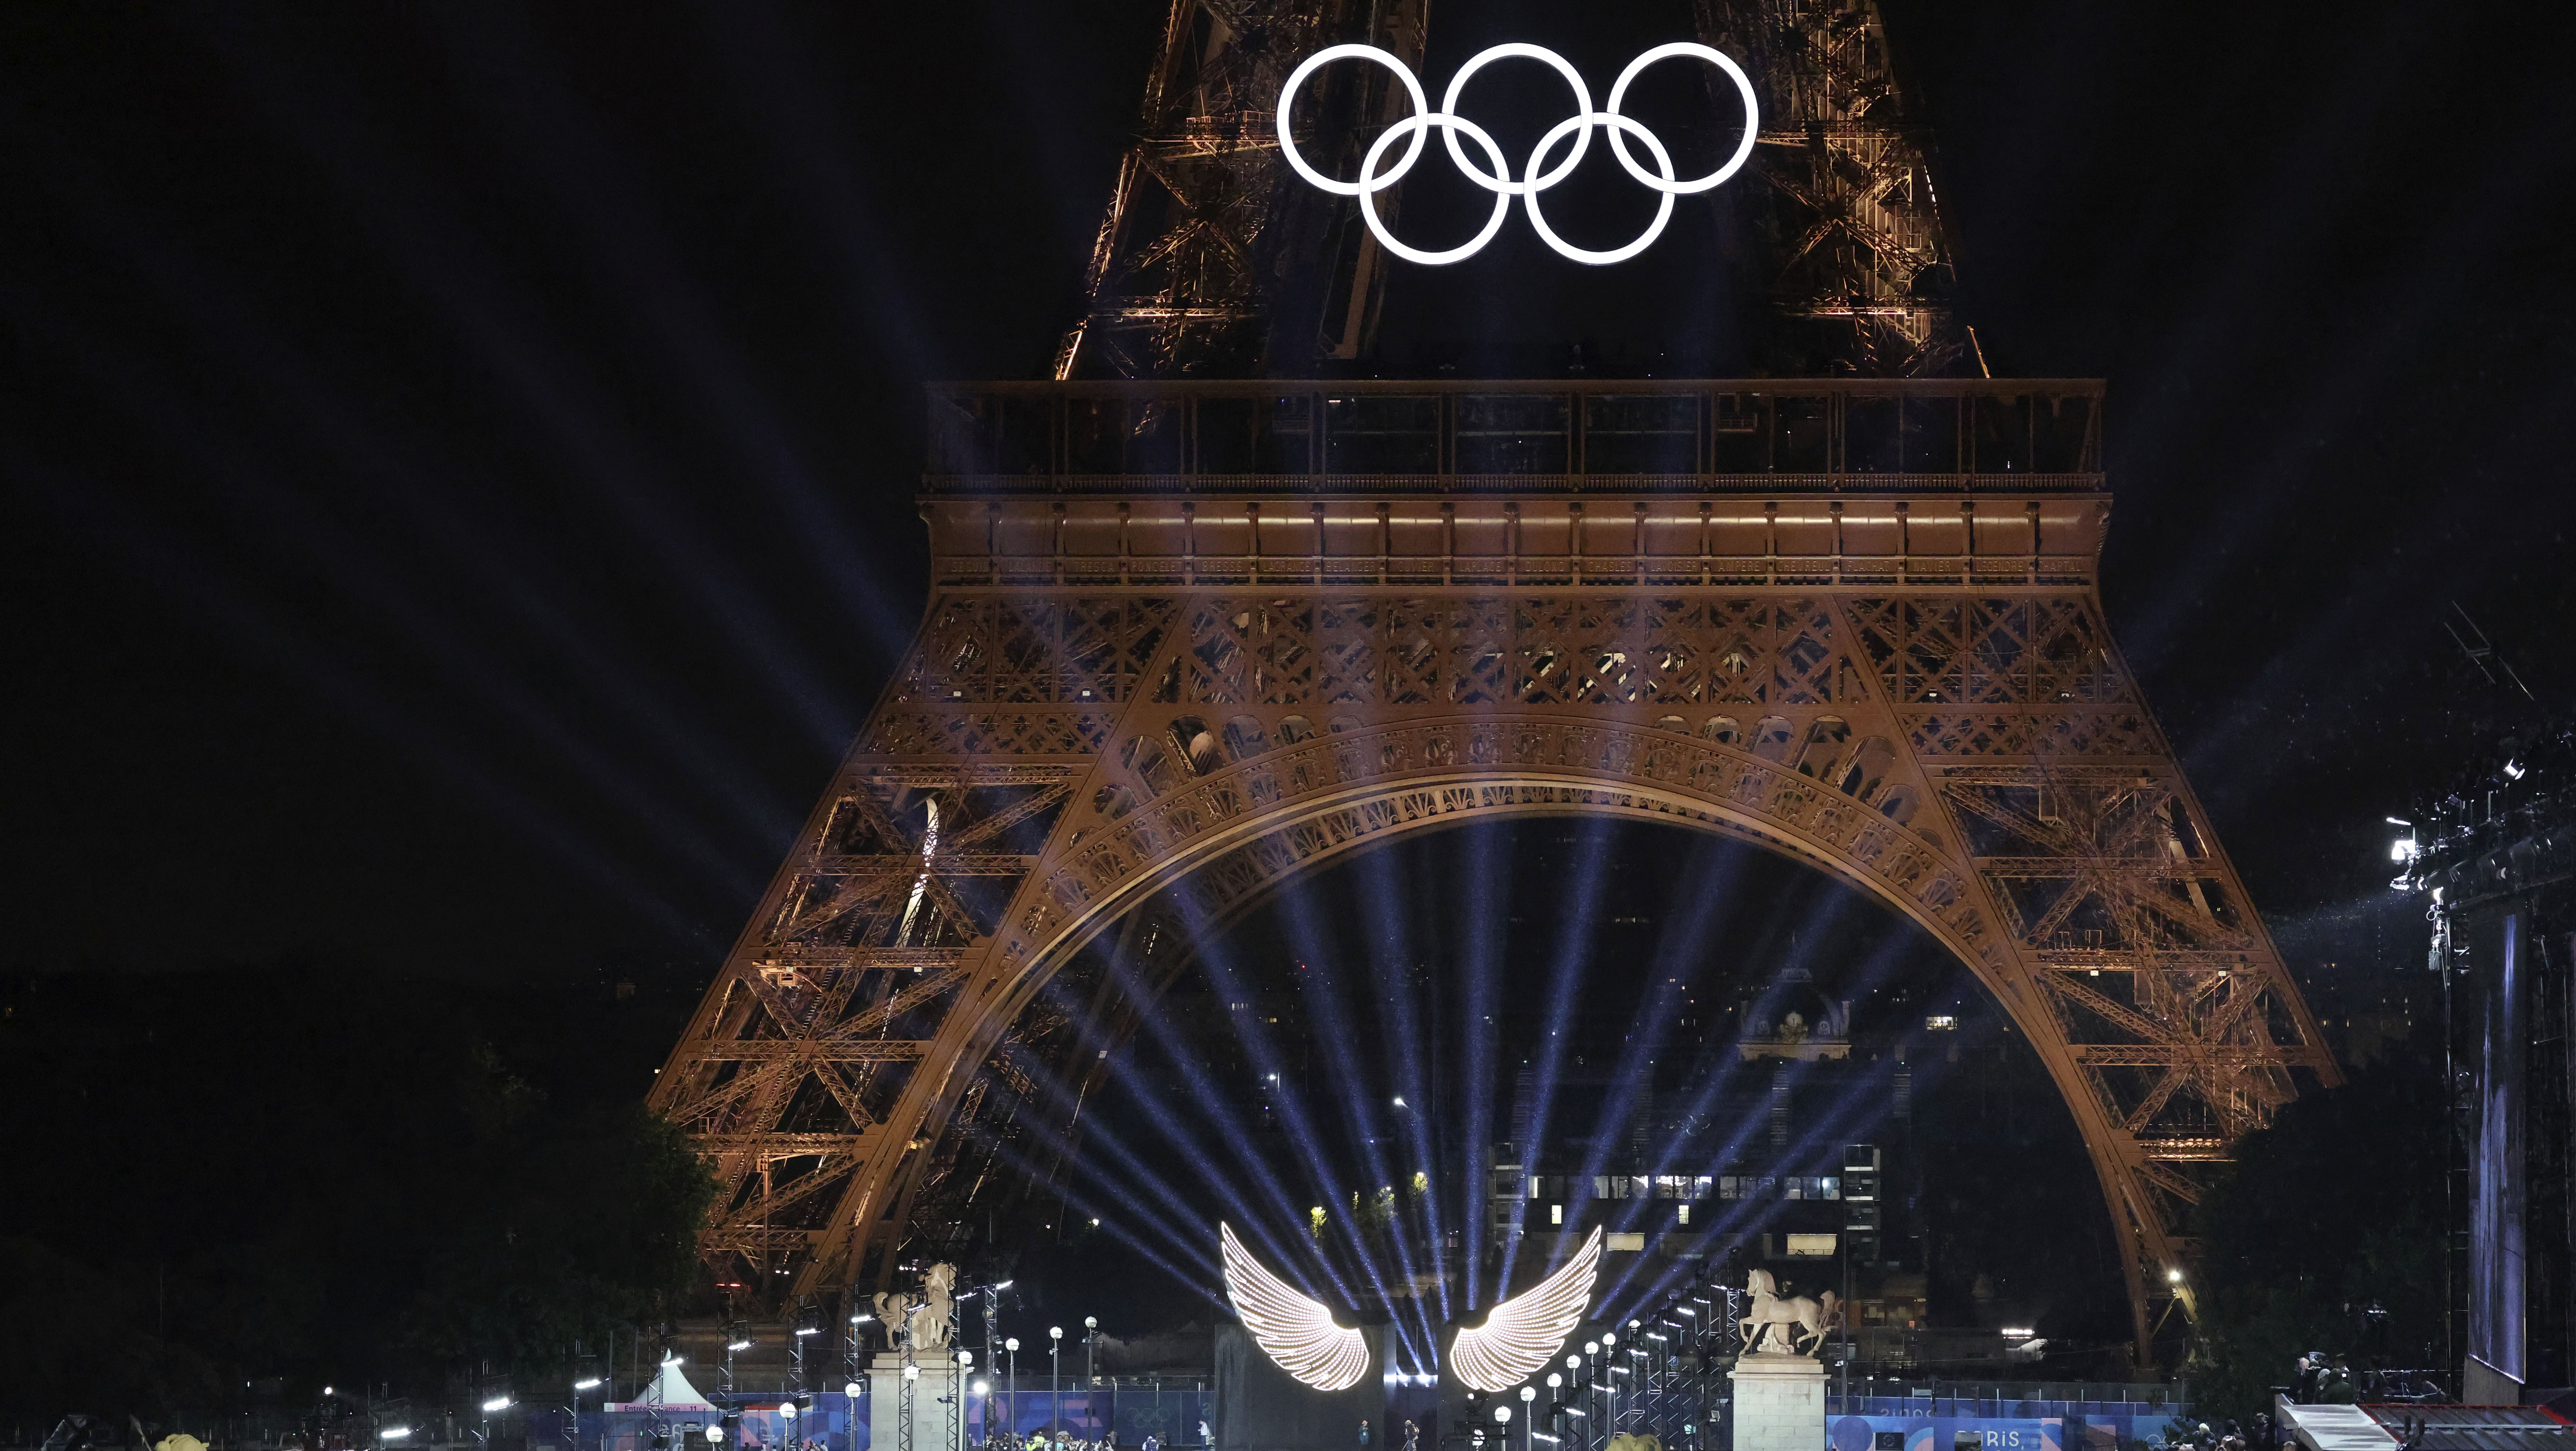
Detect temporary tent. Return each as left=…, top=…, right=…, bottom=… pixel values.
left=611, top=1361, right=722, bottom=1412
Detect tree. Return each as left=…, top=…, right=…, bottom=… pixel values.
left=2187, top=1054, right=2449, bottom=1423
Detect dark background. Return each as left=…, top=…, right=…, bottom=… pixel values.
left=7, top=1, right=2571, bottom=998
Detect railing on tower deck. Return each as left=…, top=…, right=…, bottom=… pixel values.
left=923, top=379, right=2104, bottom=495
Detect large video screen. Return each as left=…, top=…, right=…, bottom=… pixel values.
left=2468, top=909, right=2527, bottom=1386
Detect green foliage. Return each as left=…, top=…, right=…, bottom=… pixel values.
left=0, top=965, right=713, bottom=1414
left=2186, top=1053, right=2449, bottom=1424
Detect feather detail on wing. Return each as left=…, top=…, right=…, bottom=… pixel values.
left=1221, top=1222, right=1372, bottom=1391
left=1448, top=1225, right=1603, bottom=1392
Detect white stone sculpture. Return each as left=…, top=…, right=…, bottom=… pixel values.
left=1739, top=1268, right=1838, bottom=1356
left=873, top=1261, right=958, bottom=1351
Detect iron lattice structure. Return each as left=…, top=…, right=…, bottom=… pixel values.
left=647, top=0, right=2339, bottom=1363
left=1696, top=0, right=1973, bottom=375
left=650, top=377, right=2340, bottom=1357
left=1053, top=0, right=1430, bottom=381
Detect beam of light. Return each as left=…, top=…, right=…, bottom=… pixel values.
left=1351, top=843, right=1454, bottom=1325
left=186, top=13, right=866, bottom=750
left=1180, top=906, right=1427, bottom=1366
left=1500, top=814, right=1626, bottom=1293
left=1222, top=1223, right=1373, bottom=1391
left=0, top=200, right=805, bottom=858
left=1594, top=917, right=1939, bottom=1315
left=10, top=458, right=708, bottom=942
left=1270, top=873, right=1441, bottom=1359
left=1027, top=959, right=1329, bottom=1289
left=1156, top=890, right=1412, bottom=1314
left=1451, top=1226, right=1602, bottom=1391
left=952, top=1120, right=1223, bottom=1295
left=1459, top=819, right=1510, bottom=1309
left=1555, top=837, right=1752, bottom=1236
left=0, top=272, right=784, bottom=901
left=695, top=3, right=948, bottom=379
left=413, top=4, right=924, bottom=659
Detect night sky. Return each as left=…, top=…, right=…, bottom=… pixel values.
left=6, top=0, right=2573, bottom=1007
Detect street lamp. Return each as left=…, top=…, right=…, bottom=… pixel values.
left=1519, top=1387, right=1536, bottom=1451
left=1005, top=1338, right=1021, bottom=1443
left=1048, top=1327, right=1063, bottom=1437
left=1083, top=1316, right=1099, bottom=1429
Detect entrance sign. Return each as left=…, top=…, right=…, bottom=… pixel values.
left=1274, top=42, right=1759, bottom=265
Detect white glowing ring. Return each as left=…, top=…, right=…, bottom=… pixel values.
left=1437, top=44, right=1594, bottom=196
left=1522, top=112, right=1677, bottom=266
left=1276, top=44, right=1431, bottom=197
left=1274, top=39, right=1759, bottom=265
left=1603, top=42, right=1760, bottom=194
left=1358, top=112, right=1513, bottom=267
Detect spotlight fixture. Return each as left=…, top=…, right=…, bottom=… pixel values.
left=1451, top=1226, right=1604, bottom=1392
left=1221, top=1222, right=1370, bottom=1390
left=576, top=1379, right=603, bottom=1391
left=2168, top=1267, right=2185, bottom=1283
left=974, top=1381, right=990, bottom=1395
left=384, top=1431, right=412, bottom=1442
left=845, top=1384, right=863, bottom=1399
left=482, top=1398, right=512, bottom=1414
left=850, top=1314, right=873, bottom=1326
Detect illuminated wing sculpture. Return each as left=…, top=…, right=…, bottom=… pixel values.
left=1220, top=1222, right=1372, bottom=1391
left=1448, top=1226, right=1604, bottom=1392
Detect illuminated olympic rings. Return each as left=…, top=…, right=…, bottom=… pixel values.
left=1274, top=41, right=1759, bottom=266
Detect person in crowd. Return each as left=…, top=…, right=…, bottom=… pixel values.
left=2321, top=1364, right=2358, bottom=1405
left=1403, top=1422, right=1420, bottom=1451
left=1359, top=1421, right=1372, bottom=1451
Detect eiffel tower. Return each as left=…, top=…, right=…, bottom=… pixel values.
left=647, top=0, right=2337, bottom=1362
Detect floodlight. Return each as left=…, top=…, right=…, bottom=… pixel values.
left=483, top=1398, right=512, bottom=1414
left=576, top=1379, right=604, bottom=1391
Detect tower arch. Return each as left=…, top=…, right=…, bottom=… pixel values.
left=649, top=389, right=2340, bottom=1364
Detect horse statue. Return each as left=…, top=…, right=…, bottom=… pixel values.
left=873, top=1261, right=958, bottom=1351
left=1739, top=1268, right=1837, bottom=1356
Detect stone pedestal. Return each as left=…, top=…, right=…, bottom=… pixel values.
left=1728, top=1353, right=1825, bottom=1451
left=868, top=1353, right=967, bottom=1451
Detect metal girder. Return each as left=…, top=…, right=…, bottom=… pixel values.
left=648, top=413, right=2339, bottom=1371
left=1052, top=0, right=1429, bottom=380
left=1692, top=0, right=1970, bottom=375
